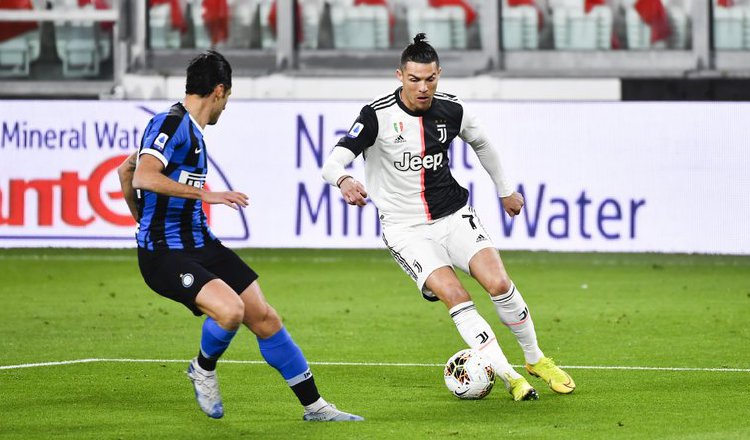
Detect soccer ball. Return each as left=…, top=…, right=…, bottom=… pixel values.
left=443, top=349, right=495, bottom=399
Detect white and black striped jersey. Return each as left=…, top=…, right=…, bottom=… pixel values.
left=329, top=87, right=512, bottom=226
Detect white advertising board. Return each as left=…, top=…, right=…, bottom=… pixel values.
left=1, top=100, right=748, bottom=254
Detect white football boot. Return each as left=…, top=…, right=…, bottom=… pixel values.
left=303, top=403, right=364, bottom=422
left=186, top=358, right=224, bottom=419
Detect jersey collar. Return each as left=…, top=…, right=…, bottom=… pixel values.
left=179, top=102, right=205, bottom=136
left=395, top=87, right=432, bottom=117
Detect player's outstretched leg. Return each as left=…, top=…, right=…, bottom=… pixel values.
left=450, top=301, right=538, bottom=401
left=257, top=327, right=364, bottom=421
left=491, top=282, right=575, bottom=394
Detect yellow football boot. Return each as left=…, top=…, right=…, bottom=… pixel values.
left=504, top=374, right=539, bottom=401
left=525, top=357, right=576, bottom=394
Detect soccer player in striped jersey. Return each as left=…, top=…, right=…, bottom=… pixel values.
left=322, top=34, right=575, bottom=401
left=117, top=50, right=362, bottom=422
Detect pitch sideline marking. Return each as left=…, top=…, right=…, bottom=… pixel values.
left=1, top=358, right=748, bottom=373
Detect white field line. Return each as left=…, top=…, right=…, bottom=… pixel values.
left=2, top=253, right=747, bottom=267
left=1, top=358, right=748, bottom=373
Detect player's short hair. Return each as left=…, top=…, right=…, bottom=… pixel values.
left=185, top=50, right=232, bottom=97
left=400, top=33, right=440, bottom=69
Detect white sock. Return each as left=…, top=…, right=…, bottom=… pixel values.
left=491, top=282, right=545, bottom=365
left=449, top=301, right=521, bottom=381
left=304, top=397, right=329, bottom=413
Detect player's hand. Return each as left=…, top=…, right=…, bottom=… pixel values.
left=501, top=192, right=524, bottom=217
left=202, top=190, right=249, bottom=210
left=339, top=177, right=368, bottom=206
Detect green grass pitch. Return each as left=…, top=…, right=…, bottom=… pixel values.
left=1, top=248, right=749, bottom=439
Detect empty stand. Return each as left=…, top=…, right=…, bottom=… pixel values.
left=0, top=0, right=41, bottom=77
left=331, top=3, right=389, bottom=49
left=149, top=2, right=182, bottom=49
left=501, top=1, right=539, bottom=50
left=407, top=5, right=466, bottom=49
left=53, top=0, right=112, bottom=77
left=549, top=0, right=613, bottom=50
left=713, top=0, right=750, bottom=49
left=623, top=0, right=691, bottom=49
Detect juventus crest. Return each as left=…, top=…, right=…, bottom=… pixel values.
left=436, top=123, right=447, bottom=143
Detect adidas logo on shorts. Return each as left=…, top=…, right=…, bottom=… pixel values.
left=395, top=135, right=406, bottom=143
left=476, top=234, right=487, bottom=243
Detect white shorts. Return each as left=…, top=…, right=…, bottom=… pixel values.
left=381, top=205, right=496, bottom=302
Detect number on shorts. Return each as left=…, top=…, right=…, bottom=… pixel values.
left=462, top=214, right=477, bottom=230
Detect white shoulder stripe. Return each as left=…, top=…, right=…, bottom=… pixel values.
left=369, top=92, right=396, bottom=107
left=140, top=149, right=168, bottom=168
left=434, top=93, right=461, bottom=103
left=371, top=98, right=397, bottom=111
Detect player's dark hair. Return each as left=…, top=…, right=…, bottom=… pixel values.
left=185, top=50, right=232, bottom=97
left=400, top=33, right=439, bottom=69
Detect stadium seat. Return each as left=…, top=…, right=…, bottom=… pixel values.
left=53, top=0, right=112, bottom=77
left=549, top=0, right=612, bottom=50
left=623, top=0, right=691, bottom=49
left=191, top=0, right=214, bottom=48
left=256, top=0, right=322, bottom=50
left=330, top=4, right=390, bottom=49
left=149, top=2, right=182, bottom=49
left=501, top=2, right=539, bottom=50
left=301, top=4, right=322, bottom=48
left=0, top=0, right=41, bottom=77
left=713, top=0, right=750, bottom=49
left=407, top=6, right=466, bottom=49
left=0, top=38, right=27, bottom=77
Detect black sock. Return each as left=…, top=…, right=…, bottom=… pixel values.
left=197, top=350, right=217, bottom=371
left=291, top=377, right=321, bottom=406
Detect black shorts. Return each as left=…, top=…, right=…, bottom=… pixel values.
left=137, top=240, right=258, bottom=316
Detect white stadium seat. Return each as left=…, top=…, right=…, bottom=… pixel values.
left=713, top=0, right=750, bottom=49
left=502, top=1, right=539, bottom=50
left=549, top=0, right=612, bottom=50
left=407, top=5, right=466, bottom=49
left=331, top=4, right=390, bottom=49
left=53, top=0, right=111, bottom=77
left=149, top=3, right=182, bottom=49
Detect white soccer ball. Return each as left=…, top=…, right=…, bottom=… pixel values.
left=443, top=349, right=495, bottom=400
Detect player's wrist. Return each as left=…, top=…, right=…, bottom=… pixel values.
left=336, top=175, right=353, bottom=188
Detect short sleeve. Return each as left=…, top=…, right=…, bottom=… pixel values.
left=335, top=105, right=378, bottom=157
left=139, top=115, right=187, bottom=167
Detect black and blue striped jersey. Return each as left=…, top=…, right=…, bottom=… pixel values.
left=136, top=102, right=216, bottom=250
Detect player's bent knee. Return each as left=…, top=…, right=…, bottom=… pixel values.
left=214, top=297, right=245, bottom=329
left=245, top=302, right=283, bottom=338
left=486, top=276, right=512, bottom=297
left=438, top=288, right=472, bottom=308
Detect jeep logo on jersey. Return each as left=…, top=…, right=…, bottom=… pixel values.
left=437, top=123, right=447, bottom=143
left=394, top=152, right=444, bottom=171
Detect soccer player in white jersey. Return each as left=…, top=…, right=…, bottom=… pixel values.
left=322, top=34, right=575, bottom=401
